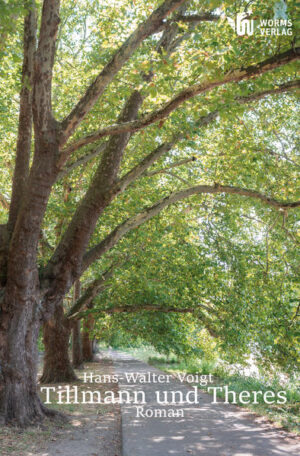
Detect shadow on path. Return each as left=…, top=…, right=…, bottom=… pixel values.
left=108, top=349, right=300, bottom=456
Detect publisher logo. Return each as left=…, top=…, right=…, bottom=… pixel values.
left=225, top=1, right=293, bottom=37
left=227, top=13, right=254, bottom=36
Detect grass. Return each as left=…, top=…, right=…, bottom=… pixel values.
left=0, top=416, right=68, bottom=455
left=124, top=347, right=300, bottom=435
left=119, top=345, right=163, bottom=362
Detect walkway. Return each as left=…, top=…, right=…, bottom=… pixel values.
left=108, top=350, right=300, bottom=456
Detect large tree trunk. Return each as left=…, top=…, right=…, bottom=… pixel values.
left=72, top=320, right=84, bottom=369
left=0, top=298, right=50, bottom=426
left=40, top=304, right=77, bottom=383
left=82, top=314, right=95, bottom=362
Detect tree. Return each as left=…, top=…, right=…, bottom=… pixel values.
left=0, top=0, right=299, bottom=426
left=41, top=76, right=300, bottom=383
left=71, top=197, right=300, bottom=371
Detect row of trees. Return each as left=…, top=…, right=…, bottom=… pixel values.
left=0, top=0, right=299, bottom=426
left=40, top=76, right=300, bottom=383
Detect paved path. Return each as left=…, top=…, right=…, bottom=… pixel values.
left=108, top=350, right=300, bottom=456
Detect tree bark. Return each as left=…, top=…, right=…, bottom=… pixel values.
left=8, top=1, right=37, bottom=235
left=72, top=320, right=84, bottom=369
left=40, top=304, right=77, bottom=383
left=71, top=279, right=83, bottom=368
left=82, top=314, right=94, bottom=362
left=0, top=296, right=51, bottom=426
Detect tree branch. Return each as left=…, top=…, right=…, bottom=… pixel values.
left=3, top=0, right=61, bottom=296
left=52, top=79, right=300, bottom=288
left=43, top=91, right=143, bottom=297
left=62, top=48, right=300, bottom=155
left=73, top=302, right=215, bottom=321
left=8, top=0, right=37, bottom=233
left=66, top=263, right=117, bottom=319
left=174, top=13, right=219, bottom=23
left=235, top=79, right=300, bottom=103
left=44, top=8, right=201, bottom=305
left=52, top=79, right=300, bottom=184
left=56, top=142, right=107, bottom=181
left=99, top=305, right=203, bottom=314
left=83, top=184, right=300, bottom=271
left=107, top=303, right=213, bottom=313
left=33, top=0, right=60, bottom=130
left=112, top=80, right=298, bottom=194
left=42, top=80, right=299, bottom=307
left=116, top=141, right=179, bottom=192
left=0, top=194, right=9, bottom=210
left=59, top=0, right=187, bottom=145
left=164, top=170, right=190, bottom=185
left=57, top=4, right=196, bottom=177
